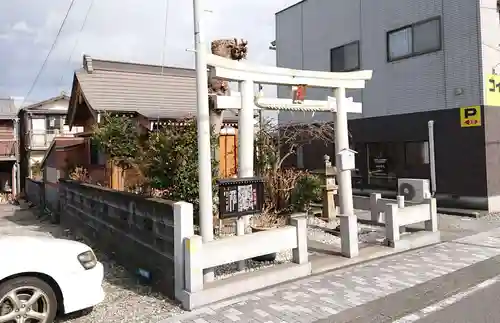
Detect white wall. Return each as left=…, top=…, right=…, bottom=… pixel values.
left=41, top=100, right=68, bottom=111
left=479, top=0, right=500, bottom=104
left=31, top=118, right=46, bottom=132
left=28, top=98, right=83, bottom=134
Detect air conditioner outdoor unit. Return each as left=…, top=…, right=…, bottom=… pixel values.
left=397, top=178, right=431, bottom=203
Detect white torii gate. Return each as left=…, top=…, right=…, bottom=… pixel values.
left=191, top=0, right=372, bottom=283
left=208, top=53, right=372, bottom=260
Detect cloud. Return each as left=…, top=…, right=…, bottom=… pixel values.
left=11, top=21, right=34, bottom=34
left=0, top=0, right=297, bottom=102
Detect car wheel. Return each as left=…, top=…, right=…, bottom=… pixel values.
left=0, top=276, right=57, bottom=323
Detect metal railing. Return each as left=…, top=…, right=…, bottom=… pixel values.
left=27, top=130, right=74, bottom=149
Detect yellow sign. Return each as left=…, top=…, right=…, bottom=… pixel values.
left=460, top=106, right=482, bottom=127
left=486, top=74, right=500, bottom=106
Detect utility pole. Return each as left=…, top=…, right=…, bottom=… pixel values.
left=192, top=0, right=214, bottom=282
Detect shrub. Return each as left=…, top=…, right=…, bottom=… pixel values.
left=140, top=118, right=219, bottom=208
left=291, top=173, right=322, bottom=211
left=91, top=113, right=141, bottom=169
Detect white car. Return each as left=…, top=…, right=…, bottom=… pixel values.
left=0, top=236, right=105, bottom=323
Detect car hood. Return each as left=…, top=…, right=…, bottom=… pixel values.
left=0, top=235, right=91, bottom=255
left=0, top=236, right=95, bottom=280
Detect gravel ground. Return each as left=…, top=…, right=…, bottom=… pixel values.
left=306, top=215, right=393, bottom=247
left=56, top=229, right=184, bottom=323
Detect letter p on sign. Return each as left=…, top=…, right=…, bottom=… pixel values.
left=460, top=106, right=482, bottom=127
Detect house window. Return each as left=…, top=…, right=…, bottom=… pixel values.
left=330, top=41, right=360, bottom=72
left=405, top=141, right=429, bottom=165
left=387, top=17, right=441, bottom=61
left=46, top=116, right=62, bottom=131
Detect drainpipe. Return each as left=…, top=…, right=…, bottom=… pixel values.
left=13, top=117, right=20, bottom=201
left=428, top=120, right=436, bottom=196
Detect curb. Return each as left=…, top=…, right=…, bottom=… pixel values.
left=437, top=207, right=486, bottom=219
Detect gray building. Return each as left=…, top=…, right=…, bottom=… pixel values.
left=275, top=0, right=500, bottom=212
left=276, top=0, right=500, bottom=122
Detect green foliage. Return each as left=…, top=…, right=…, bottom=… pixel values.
left=291, top=173, right=322, bottom=211
left=140, top=118, right=219, bottom=210
left=92, top=114, right=218, bottom=213
left=91, top=113, right=141, bottom=168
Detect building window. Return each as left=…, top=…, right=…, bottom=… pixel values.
left=405, top=141, right=429, bottom=165
left=367, top=142, right=404, bottom=189
left=387, top=17, right=441, bottom=61
left=46, top=116, right=62, bottom=131
left=330, top=41, right=360, bottom=72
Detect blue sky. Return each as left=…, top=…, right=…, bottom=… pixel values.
left=0, top=0, right=297, bottom=102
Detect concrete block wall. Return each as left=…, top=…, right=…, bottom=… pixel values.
left=44, top=183, right=59, bottom=214
left=25, top=178, right=43, bottom=206
left=58, top=179, right=178, bottom=298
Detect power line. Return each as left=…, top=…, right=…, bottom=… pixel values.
left=60, top=0, right=95, bottom=89
left=161, top=0, right=170, bottom=75
left=22, top=0, right=76, bottom=105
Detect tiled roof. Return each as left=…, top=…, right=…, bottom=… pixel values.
left=73, top=55, right=238, bottom=121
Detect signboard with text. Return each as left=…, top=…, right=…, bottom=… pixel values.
left=217, top=177, right=264, bottom=219
left=486, top=74, right=500, bottom=106
left=370, top=157, right=388, bottom=176
left=460, top=106, right=482, bottom=128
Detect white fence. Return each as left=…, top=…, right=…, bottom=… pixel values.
left=354, top=193, right=438, bottom=248
left=173, top=205, right=310, bottom=310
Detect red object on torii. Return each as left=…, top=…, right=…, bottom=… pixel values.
left=292, top=85, right=307, bottom=103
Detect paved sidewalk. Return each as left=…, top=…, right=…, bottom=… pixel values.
left=162, top=227, right=500, bottom=323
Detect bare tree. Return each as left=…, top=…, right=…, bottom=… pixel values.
left=255, top=119, right=335, bottom=214
left=256, top=119, right=336, bottom=173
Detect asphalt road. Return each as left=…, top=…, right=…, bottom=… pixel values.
left=416, top=279, right=500, bottom=323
